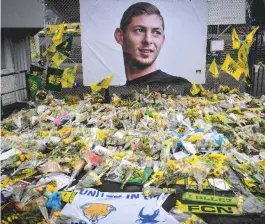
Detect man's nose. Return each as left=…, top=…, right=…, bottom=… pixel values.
left=142, top=31, right=153, bottom=45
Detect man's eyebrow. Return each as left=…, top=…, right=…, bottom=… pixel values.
left=133, top=25, right=147, bottom=29
left=152, top=27, right=163, bottom=31
left=133, top=25, right=163, bottom=30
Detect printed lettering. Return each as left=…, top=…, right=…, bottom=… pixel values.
left=79, top=189, right=88, bottom=195
left=86, top=190, right=97, bottom=197
left=217, top=206, right=233, bottom=214
left=126, top=194, right=130, bottom=199
left=114, top=195, right=122, bottom=198
left=201, top=206, right=216, bottom=213
left=106, top=195, right=113, bottom=198
left=188, top=205, right=199, bottom=212
left=130, top=194, right=140, bottom=199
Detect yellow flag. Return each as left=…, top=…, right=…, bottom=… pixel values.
left=238, top=42, right=250, bottom=63
left=237, top=42, right=251, bottom=77
left=30, top=38, right=39, bottom=60
left=237, top=60, right=249, bottom=77
left=52, top=22, right=65, bottom=46
left=91, top=83, right=101, bottom=91
left=61, top=65, right=77, bottom=88
left=31, top=52, right=39, bottom=60
left=221, top=55, right=244, bottom=81
left=232, top=28, right=240, bottom=49
left=98, top=74, right=113, bottom=88
left=209, top=58, right=219, bottom=78
left=246, top=26, right=259, bottom=45
left=190, top=82, right=200, bottom=95
left=42, top=44, right=56, bottom=57
left=51, top=52, right=67, bottom=68
left=91, top=75, right=113, bottom=92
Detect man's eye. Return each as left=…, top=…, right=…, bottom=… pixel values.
left=135, top=29, right=144, bottom=33
left=153, top=31, right=161, bottom=36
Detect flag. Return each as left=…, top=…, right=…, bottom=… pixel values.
left=245, top=26, right=259, bottom=45
left=42, top=44, right=56, bottom=57
left=30, top=65, right=45, bottom=77
left=51, top=52, right=68, bottom=68
left=237, top=60, right=249, bottom=77
left=208, top=58, right=219, bottom=78
left=30, top=38, right=40, bottom=60
left=190, top=82, right=200, bottom=95
left=61, top=189, right=175, bottom=224
left=237, top=42, right=251, bottom=77
left=52, top=22, right=65, bottom=46
left=56, top=35, right=73, bottom=57
left=232, top=28, right=240, bottom=49
left=221, top=55, right=245, bottom=81
left=27, top=74, right=42, bottom=97
left=91, top=75, right=113, bottom=92
left=47, top=25, right=60, bottom=35
left=46, top=67, right=64, bottom=91
left=61, top=65, right=77, bottom=88
left=238, top=42, right=250, bottom=63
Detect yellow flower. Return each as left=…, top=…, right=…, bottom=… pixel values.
left=167, top=160, right=180, bottom=171
left=128, top=156, right=135, bottom=162
left=59, top=126, right=73, bottom=139
left=53, top=211, right=62, bottom=217
left=243, top=178, right=256, bottom=188
left=181, top=168, right=190, bottom=174
left=19, top=154, right=26, bottom=162
left=39, top=131, right=49, bottom=137
left=37, top=187, right=44, bottom=192
left=143, top=188, right=151, bottom=197
left=213, top=113, right=227, bottom=122
left=184, top=155, right=199, bottom=165
left=46, top=184, right=57, bottom=192
left=15, top=161, right=22, bottom=166
left=96, top=179, right=102, bottom=185
left=187, top=133, right=204, bottom=143
left=152, top=171, right=164, bottom=182
left=213, top=165, right=227, bottom=177
left=113, top=152, right=125, bottom=161
left=96, top=129, right=107, bottom=141
left=63, top=136, right=73, bottom=145
left=151, top=112, right=160, bottom=119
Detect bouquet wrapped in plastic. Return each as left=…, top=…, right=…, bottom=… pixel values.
left=189, top=162, right=210, bottom=191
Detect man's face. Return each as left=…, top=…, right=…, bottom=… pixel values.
left=121, top=14, right=165, bottom=68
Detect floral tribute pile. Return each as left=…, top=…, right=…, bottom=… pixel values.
left=1, top=86, right=265, bottom=223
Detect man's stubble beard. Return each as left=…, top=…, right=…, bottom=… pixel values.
left=123, top=51, right=157, bottom=71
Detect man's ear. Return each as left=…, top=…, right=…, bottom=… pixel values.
left=114, top=28, right=123, bottom=46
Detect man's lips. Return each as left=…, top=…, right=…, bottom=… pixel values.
left=139, top=49, right=154, bottom=53
left=139, top=49, right=154, bottom=57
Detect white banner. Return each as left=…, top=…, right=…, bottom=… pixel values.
left=80, top=0, right=208, bottom=85
left=62, top=188, right=177, bottom=224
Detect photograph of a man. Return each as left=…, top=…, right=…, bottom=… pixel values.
left=114, top=2, right=190, bottom=86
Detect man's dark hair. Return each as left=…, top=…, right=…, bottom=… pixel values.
left=120, top=2, right=164, bottom=33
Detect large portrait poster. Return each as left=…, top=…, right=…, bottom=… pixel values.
left=80, top=0, right=208, bottom=85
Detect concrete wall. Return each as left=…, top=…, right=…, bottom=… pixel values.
left=1, top=0, right=43, bottom=28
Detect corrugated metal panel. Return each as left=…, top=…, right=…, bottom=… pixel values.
left=1, top=36, right=30, bottom=106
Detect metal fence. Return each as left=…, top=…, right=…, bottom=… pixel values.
left=39, top=0, right=265, bottom=98
left=248, top=20, right=265, bottom=97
